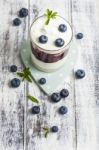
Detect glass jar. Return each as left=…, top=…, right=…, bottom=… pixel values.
left=30, top=15, right=73, bottom=72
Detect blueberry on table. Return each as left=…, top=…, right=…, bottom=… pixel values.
left=76, top=33, right=84, bottom=39
left=39, top=78, right=46, bottom=85
left=11, top=78, right=20, bottom=88
left=39, top=35, right=48, bottom=44
left=58, top=24, right=67, bottom=32
left=55, top=38, right=65, bottom=47
left=32, top=106, right=40, bottom=114
left=19, top=8, right=28, bottom=17
left=75, top=69, right=85, bottom=79
left=10, top=65, right=17, bottom=72
left=59, top=106, right=68, bottom=115
left=51, top=93, right=61, bottom=103
left=51, top=126, right=59, bottom=133
left=60, top=89, right=69, bottom=98
left=13, top=18, right=21, bottom=26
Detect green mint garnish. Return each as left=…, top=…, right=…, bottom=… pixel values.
left=17, top=67, right=32, bottom=83
left=27, top=95, right=39, bottom=104
left=45, top=9, right=58, bottom=25
left=43, top=127, right=49, bottom=138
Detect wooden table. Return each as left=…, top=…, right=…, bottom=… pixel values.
left=0, top=0, right=99, bottom=150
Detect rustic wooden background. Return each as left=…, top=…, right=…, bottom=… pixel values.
left=0, top=0, right=99, bottom=150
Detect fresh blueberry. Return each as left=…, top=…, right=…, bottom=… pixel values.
left=39, top=35, right=48, bottom=44
left=13, top=18, right=21, bottom=26
left=51, top=93, right=61, bottom=103
left=59, top=106, right=68, bottom=115
left=19, top=8, right=28, bottom=17
left=51, top=126, right=59, bottom=133
left=39, top=78, right=46, bottom=85
left=32, top=106, right=40, bottom=114
left=58, top=24, right=67, bottom=32
left=75, top=69, right=85, bottom=79
left=10, top=65, right=17, bottom=72
left=11, top=78, right=20, bottom=88
left=55, top=38, right=65, bottom=47
left=60, top=89, right=69, bottom=98
left=76, top=33, right=84, bottom=39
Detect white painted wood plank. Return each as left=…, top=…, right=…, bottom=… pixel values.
left=71, top=0, right=99, bottom=149
left=26, top=0, right=76, bottom=150
left=0, top=0, right=28, bottom=149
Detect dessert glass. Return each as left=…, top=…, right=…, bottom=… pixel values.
left=30, top=15, right=73, bottom=72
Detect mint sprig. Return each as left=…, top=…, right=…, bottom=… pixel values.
left=45, top=9, right=58, bottom=25
left=17, top=67, right=32, bottom=83
left=43, top=127, right=49, bottom=138
left=27, top=95, right=39, bottom=104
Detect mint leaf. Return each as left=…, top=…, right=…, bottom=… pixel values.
left=17, top=72, right=24, bottom=77
left=43, top=127, right=49, bottom=138
left=25, top=76, right=32, bottom=83
left=27, top=95, right=39, bottom=104
left=45, top=18, right=50, bottom=25
left=45, top=9, right=58, bottom=25
left=17, top=67, right=33, bottom=83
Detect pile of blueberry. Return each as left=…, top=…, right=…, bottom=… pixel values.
left=39, top=24, right=67, bottom=47
left=36, top=68, right=85, bottom=132
left=9, top=64, right=85, bottom=134
left=13, top=8, right=28, bottom=26
left=50, top=89, right=69, bottom=114
left=31, top=88, right=69, bottom=133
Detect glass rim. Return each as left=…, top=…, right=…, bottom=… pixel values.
left=30, top=15, right=73, bottom=52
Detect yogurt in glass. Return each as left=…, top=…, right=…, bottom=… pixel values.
left=30, top=14, right=73, bottom=72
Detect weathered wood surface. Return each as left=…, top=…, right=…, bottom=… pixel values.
left=0, top=0, right=28, bottom=149
left=0, top=0, right=99, bottom=150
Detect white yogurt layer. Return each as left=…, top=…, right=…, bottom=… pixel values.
left=30, top=15, right=72, bottom=51
left=31, top=52, right=67, bottom=72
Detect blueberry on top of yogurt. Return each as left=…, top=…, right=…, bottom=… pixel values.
left=39, top=35, right=48, bottom=44
left=55, top=38, right=65, bottom=47
left=58, top=24, right=67, bottom=32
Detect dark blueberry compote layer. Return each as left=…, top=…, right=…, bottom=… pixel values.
left=31, top=44, right=68, bottom=63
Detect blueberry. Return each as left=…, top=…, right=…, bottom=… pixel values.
left=19, top=8, right=28, bottom=17
left=10, top=65, right=17, bottom=72
left=75, top=69, right=85, bottom=79
left=32, top=106, right=40, bottom=114
left=59, top=106, right=68, bottom=115
left=58, top=24, right=67, bottom=32
left=39, top=78, right=46, bottom=85
left=55, top=38, right=65, bottom=47
left=60, top=89, right=69, bottom=98
left=39, top=35, right=48, bottom=44
left=51, top=126, right=59, bottom=133
left=13, top=18, right=21, bottom=26
left=51, top=93, right=61, bottom=103
left=76, top=33, right=83, bottom=39
left=11, top=78, right=20, bottom=88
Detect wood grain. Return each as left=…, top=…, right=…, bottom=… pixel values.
left=0, top=0, right=28, bottom=149
left=72, top=0, right=99, bottom=149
